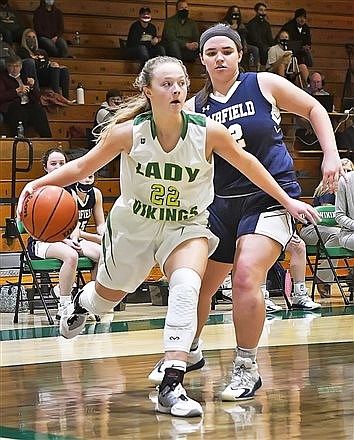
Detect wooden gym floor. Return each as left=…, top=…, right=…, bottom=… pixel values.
left=1, top=291, right=353, bottom=440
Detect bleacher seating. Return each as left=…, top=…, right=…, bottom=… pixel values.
left=1, top=0, right=353, bottom=263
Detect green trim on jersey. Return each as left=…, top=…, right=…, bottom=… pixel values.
left=133, top=111, right=152, bottom=126
left=185, top=112, right=206, bottom=127
left=133, top=110, right=206, bottom=141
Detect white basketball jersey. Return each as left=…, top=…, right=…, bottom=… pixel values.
left=119, top=110, right=214, bottom=223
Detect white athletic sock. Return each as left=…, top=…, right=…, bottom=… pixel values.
left=164, top=360, right=186, bottom=372
left=60, top=295, right=71, bottom=306
left=79, top=281, right=117, bottom=315
left=293, top=282, right=307, bottom=296
left=237, top=346, right=257, bottom=363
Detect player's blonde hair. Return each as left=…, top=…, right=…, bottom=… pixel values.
left=100, top=56, right=190, bottom=139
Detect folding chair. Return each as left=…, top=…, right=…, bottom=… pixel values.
left=305, top=206, right=354, bottom=305
left=13, top=219, right=95, bottom=325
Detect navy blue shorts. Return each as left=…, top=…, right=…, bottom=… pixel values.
left=208, top=182, right=300, bottom=263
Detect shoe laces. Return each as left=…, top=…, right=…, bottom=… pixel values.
left=230, top=358, right=255, bottom=388
left=160, top=382, right=188, bottom=403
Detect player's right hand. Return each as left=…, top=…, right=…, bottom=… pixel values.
left=17, top=184, right=35, bottom=220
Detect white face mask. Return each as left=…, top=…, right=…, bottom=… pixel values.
left=9, top=72, right=20, bottom=78
left=45, top=0, right=54, bottom=6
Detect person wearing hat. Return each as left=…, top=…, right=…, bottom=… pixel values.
left=126, top=6, right=165, bottom=66
left=281, top=8, right=313, bottom=67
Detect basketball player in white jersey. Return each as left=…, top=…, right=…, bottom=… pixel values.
left=17, top=56, right=319, bottom=418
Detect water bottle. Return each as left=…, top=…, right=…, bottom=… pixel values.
left=76, top=83, right=85, bottom=104
left=17, top=121, right=24, bottom=138
left=74, top=31, right=80, bottom=45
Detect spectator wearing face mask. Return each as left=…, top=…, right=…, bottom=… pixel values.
left=266, top=30, right=309, bottom=85
left=281, top=8, right=313, bottom=68
left=246, top=2, right=273, bottom=67
left=161, top=0, right=199, bottom=62
left=222, top=5, right=260, bottom=71
left=126, top=7, right=165, bottom=66
left=0, top=0, right=24, bottom=44
left=0, top=55, right=52, bottom=137
left=33, top=0, right=70, bottom=58
left=17, top=28, right=70, bottom=98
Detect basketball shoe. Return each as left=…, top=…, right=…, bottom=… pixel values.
left=60, top=290, right=88, bottom=339
left=291, top=289, right=321, bottom=310
left=157, top=381, right=203, bottom=417
left=148, top=343, right=205, bottom=385
left=263, top=289, right=282, bottom=313
left=221, top=356, right=262, bottom=401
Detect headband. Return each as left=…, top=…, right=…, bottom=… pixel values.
left=199, top=23, right=242, bottom=52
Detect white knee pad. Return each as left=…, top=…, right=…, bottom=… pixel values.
left=79, top=281, right=117, bottom=315
left=164, top=268, right=201, bottom=353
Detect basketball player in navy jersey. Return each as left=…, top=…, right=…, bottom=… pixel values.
left=148, top=24, right=344, bottom=400
left=68, top=174, right=105, bottom=280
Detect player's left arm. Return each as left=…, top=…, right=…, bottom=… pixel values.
left=258, top=72, right=345, bottom=191
left=206, top=119, right=319, bottom=224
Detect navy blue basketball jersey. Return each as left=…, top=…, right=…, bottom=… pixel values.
left=68, top=186, right=96, bottom=231
left=195, top=72, right=298, bottom=197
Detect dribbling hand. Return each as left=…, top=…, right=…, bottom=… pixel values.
left=17, top=184, right=35, bottom=220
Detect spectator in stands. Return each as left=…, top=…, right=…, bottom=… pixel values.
left=0, top=0, right=24, bottom=44
left=0, top=35, right=14, bottom=71
left=126, top=7, right=165, bottom=66
left=0, top=55, right=52, bottom=137
left=90, top=89, right=124, bottom=146
left=17, top=28, right=70, bottom=98
left=246, top=2, right=273, bottom=68
left=222, top=5, right=260, bottom=71
left=336, top=168, right=354, bottom=251
left=162, top=0, right=199, bottom=62
left=0, top=37, right=39, bottom=92
left=303, top=71, right=329, bottom=95
left=267, top=30, right=309, bottom=86
left=296, top=71, right=331, bottom=144
left=300, top=158, right=354, bottom=296
left=33, top=0, right=70, bottom=58
left=281, top=8, right=313, bottom=68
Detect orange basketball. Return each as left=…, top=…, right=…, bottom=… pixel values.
left=22, top=185, right=78, bottom=242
